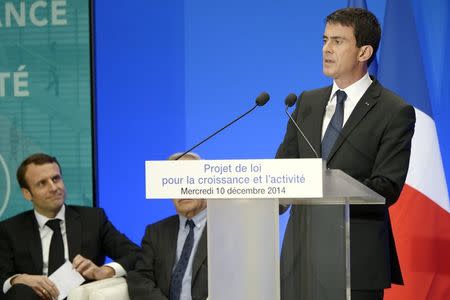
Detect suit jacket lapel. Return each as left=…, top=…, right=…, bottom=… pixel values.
left=300, top=87, right=331, bottom=157
left=191, top=224, right=207, bottom=283
left=327, top=80, right=381, bottom=161
left=27, top=213, right=43, bottom=274
left=163, top=217, right=179, bottom=287
left=65, top=206, right=82, bottom=261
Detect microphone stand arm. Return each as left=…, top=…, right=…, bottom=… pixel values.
left=176, top=104, right=259, bottom=160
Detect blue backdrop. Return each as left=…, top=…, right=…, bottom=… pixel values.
left=94, top=0, right=450, bottom=244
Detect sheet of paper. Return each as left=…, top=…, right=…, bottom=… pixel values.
left=48, top=260, right=85, bottom=300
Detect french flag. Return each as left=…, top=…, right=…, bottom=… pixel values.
left=376, top=0, right=450, bottom=299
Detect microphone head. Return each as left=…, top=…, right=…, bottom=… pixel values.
left=284, top=93, right=297, bottom=107
left=255, top=92, right=270, bottom=106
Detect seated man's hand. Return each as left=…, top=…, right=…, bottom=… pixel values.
left=72, top=254, right=115, bottom=280
left=11, top=274, right=59, bottom=300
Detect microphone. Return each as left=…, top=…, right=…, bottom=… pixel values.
left=285, top=93, right=297, bottom=108
left=284, top=93, right=319, bottom=158
left=175, top=92, right=270, bottom=160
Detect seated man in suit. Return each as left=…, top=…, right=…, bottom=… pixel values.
left=127, top=152, right=207, bottom=300
left=0, top=153, right=140, bottom=300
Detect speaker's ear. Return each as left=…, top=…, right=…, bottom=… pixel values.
left=359, top=45, right=373, bottom=62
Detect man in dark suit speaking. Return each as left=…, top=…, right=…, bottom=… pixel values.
left=127, top=152, right=207, bottom=300
left=276, top=8, right=416, bottom=300
left=0, top=153, right=140, bottom=299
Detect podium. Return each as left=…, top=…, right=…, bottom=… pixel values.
left=145, top=159, right=385, bottom=300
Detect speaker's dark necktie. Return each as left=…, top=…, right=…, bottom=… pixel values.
left=322, top=90, right=347, bottom=161
left=170, top=219, right=196, bottom=300
left=46, top=219, right=65, bottom=275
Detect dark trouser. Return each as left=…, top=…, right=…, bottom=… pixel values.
left=3, top=284, right=40, bottom=300
left=352, top=289, right=384, bottom=300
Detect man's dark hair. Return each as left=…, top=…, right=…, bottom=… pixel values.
left=326, top=8, right=381, bottom=66
left=17, top=153, right=62, bottom=189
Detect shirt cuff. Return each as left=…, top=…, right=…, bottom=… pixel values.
left=105, top=262, right=126, bottom=278
left=3, top=275, right=18, bottom=294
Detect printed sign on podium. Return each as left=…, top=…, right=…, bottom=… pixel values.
left=145, top=158, right=323, bottom=199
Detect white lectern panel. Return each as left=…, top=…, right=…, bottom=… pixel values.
left=207, top=199, right=280, bottom=300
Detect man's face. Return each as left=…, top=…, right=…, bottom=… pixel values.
left=171, top=154, right=206, bottom=219
left=322, top=23, right=365, bottom=86
left=172, top=199, right=206, bottom=219
left=22, top=162, right=66, bottom=218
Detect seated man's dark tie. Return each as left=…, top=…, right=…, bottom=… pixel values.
left=170, top=219, right=195, bottom=300
left=46, top=219, right=65, bottom=275
left=322, top=90, right=347, bottom=161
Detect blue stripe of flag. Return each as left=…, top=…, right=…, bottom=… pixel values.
left=377, top=0, right=432, bottom=116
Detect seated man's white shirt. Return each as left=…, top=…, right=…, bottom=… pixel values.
left=175, top=209, right=207, bottom=300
